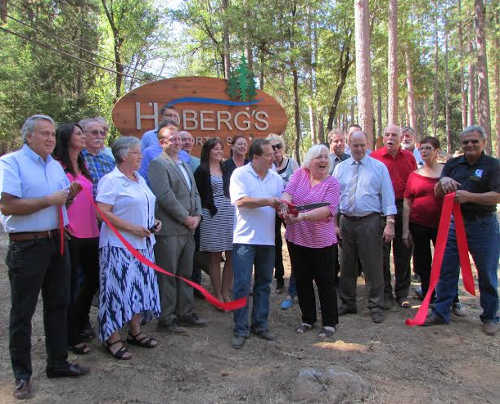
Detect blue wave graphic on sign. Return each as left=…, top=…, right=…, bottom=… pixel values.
left=167, top=97, right=261, bottom=107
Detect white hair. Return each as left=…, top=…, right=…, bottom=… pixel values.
left=302, top=144, right=330, bottom=172
left=112, top=136, right=140, bottom=164
left=21, top=114, right=55, bottom=142
left=461, top=125, right=486, bottom=139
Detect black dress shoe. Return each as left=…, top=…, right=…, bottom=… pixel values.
left=251, top=329, right=275, bottom=341
left=13, top=378, right=32, bottom=400
left=422, top=313, right=446, bottom=327
left=46, top=363, right=90, bottom=379
left=157, top=322, right=188, bottom=335
left=338, top=306, right=357, bottom=316
left=177, top=313, right=208, bottom=327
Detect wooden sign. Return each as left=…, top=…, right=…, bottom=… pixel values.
left=112, top=76, right=288, bottom=157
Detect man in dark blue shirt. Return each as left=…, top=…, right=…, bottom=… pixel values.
left=424, top=125, right=500, bottom=336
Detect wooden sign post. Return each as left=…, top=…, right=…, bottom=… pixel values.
left=112, top=76, right=288, bottom=157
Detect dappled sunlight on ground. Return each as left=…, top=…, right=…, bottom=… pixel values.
left=313, top=340, right=369, bottom=353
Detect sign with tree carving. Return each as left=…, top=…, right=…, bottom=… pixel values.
left=112, top=75, right=287, bottom=157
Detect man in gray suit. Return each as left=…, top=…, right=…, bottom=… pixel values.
left=149, top=124, right=206, bottom=333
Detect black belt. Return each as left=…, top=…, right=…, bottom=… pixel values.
left=9, top=229, right=59, bottom=242
left=342, top=212, right=380, bottom=221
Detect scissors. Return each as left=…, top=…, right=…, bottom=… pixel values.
left=280, top=201, right=330, bottom=216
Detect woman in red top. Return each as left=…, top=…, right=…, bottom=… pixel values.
left=402, top=137, right=463, bottom=314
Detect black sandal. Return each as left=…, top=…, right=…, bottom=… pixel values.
left=105, top=339, right=132, bottom=360
left=71, top=343, right=90, bottom=355
left=127, top=331, right=158, bottom=348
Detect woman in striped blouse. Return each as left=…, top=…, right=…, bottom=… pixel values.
left=280, top=144, right=340, bottom=338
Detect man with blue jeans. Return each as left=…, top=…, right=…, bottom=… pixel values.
left=424, top=125, right=499, bottom=336
left=230, top=139, right=283, bottom=349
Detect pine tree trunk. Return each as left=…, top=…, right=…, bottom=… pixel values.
left=444, top=22, right=451, bottom=153
left=458, top=0, right=467, bottom=129
left=387, top=0, right=398, bottom=125
left=293, top=69, right=301, bottom=165
left=468, top=41, right=476, bottom=126
left=495, top=14, right=500, bottom=157
left=432, top=3, right=439, bottom=137
left=377, top=84, right=383, bottom=140
left=474, top=0, right=492, bottom=153
left=405, top=50, right=417, bottom=139
left=259, top=49, right=265, bottom=90
left=354, top=0, right=374, bottom=149
left=246, top=46, right=253, bottom=74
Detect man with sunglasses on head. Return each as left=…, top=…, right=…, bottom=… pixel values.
left=424, top=126, right=500, bottom=336
left=80, top=118, right=116, bottom=199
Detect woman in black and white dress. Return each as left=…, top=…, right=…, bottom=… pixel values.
left=194, top=138, right=235, bottom=302
left=96, top=136, right=161, bottom=360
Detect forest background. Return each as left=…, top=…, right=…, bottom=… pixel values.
left=0, top=0, right=498, bottom=161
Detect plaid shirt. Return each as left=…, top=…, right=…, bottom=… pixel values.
left=82, top=149, right=116, bottom=198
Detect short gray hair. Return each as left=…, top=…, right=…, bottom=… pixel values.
left=78, top=117, right=100, bottom=131
left=461, top=125, right=486, bottom=139
left=21, top=114, right=55, bottom=142
left=401, top=126, right=415, bottom=136
left=94, top=116, right=109, bottom=129
left=302, top=144, right=330, bottom=172
left=112, top=136, right=140, bottom=164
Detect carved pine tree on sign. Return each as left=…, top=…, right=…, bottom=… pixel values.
left=226, top=55, right=257, bottom=102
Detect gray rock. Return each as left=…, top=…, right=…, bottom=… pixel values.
left=291, top=366, right=371, bottom=403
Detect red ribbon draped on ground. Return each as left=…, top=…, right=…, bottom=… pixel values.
left=406, top=192, right=475, bottom=326
left=80, top=190, right=246, bottom=312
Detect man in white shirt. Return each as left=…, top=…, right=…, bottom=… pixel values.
left=230, top=139, right=283, bottom=349
left=401, top=126, right=424, bottom=166
left=333, top=131, right=396, bottom=323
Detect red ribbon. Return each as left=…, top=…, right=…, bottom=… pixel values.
left=85, top=190, right=246, bottom=312
left=406, top=192, right=475, bottom=326
left=58, top=206, right=64, bottom=255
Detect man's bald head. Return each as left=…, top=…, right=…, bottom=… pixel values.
left=348, top=131, right=368, bottom=161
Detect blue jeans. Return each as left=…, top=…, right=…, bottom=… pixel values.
left=433, top=214, right=499, bottom=323
left=232, top=244, right=275, bottom=337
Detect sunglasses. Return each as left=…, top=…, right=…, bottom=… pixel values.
left=272, top=144, right=282, bottom=151
left=462, top=139, right=480, bottom=145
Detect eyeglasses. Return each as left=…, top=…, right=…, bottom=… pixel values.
left=272, top=144, right=282, bottom=151
left=462, top=139, right=479, bottom=145
left=419, top=145, right=434, bottom=151
left=87, top=129, right=106, bottom=136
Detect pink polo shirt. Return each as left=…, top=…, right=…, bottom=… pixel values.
left=66, top=173, right=99, bottom=238
left=284, top=168, right=340, bottom=248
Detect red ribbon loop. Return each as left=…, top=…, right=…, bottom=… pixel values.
left=406, top=192, right=475, bottom=326
left=84, top=190, right=246, bottom=312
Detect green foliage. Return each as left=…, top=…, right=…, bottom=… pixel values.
left=0, top=0, right=497, bottom=156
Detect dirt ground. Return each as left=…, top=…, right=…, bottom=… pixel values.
left=0, top=231, right=498, bottom=404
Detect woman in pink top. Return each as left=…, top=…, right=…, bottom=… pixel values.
left=280, top=144, right=340, bottom=338
left=54, top=123, right=100, bottom=354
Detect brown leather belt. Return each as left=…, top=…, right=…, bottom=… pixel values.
left=9, top=229, right=59, bottom=242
